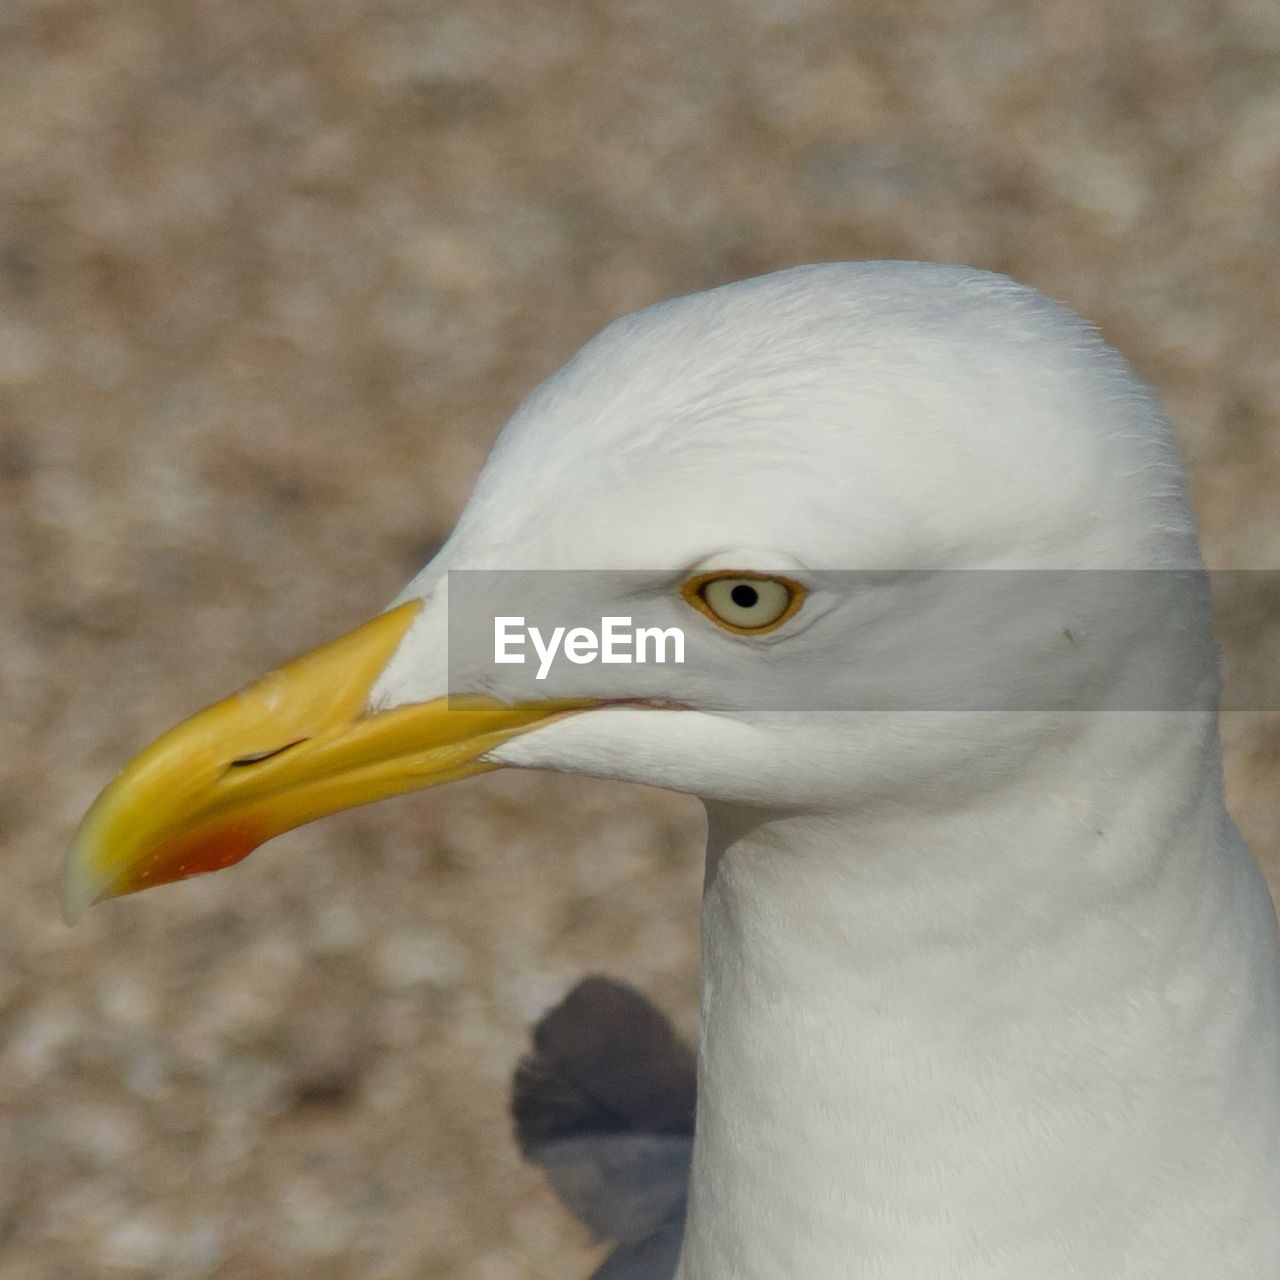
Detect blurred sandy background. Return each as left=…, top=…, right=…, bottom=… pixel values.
left=2, top=1, right=1279, bottom=1276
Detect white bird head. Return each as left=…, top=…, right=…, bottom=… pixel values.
left=64, top=262, right=1214, bottom=917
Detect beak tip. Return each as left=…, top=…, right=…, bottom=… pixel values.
left=60, top=872, right=94, bottom=927
left=61, top=833, right=105, bottom=927
left=60, top=877, right=93, bottom=927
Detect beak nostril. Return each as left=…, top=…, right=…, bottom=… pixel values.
left=227, top=740, right=307, bottom=769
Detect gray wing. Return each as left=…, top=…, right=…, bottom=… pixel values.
left=511, top=978, right=695, bottom=1280
left=592, top=1217, right=685, bottom=1280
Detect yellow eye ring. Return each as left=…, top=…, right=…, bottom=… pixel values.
left=682, top=571, right=807, bottom=635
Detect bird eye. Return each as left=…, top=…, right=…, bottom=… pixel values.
left=684, top=572, right=805, bottom=634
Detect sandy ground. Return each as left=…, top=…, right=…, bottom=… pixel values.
left=2, top=1, right=1279, bottom=1276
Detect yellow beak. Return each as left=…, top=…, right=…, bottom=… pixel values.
left=63, top=600, right=594, bottom=923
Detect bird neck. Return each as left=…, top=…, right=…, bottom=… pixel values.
left=678, top=715, right=1280, bottom=1280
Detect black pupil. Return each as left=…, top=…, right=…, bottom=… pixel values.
left=730, top=583, right=760, bottom=609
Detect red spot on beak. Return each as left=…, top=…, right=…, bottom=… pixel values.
left=115, top=818, right=267, bottom=898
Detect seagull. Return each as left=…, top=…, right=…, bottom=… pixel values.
left=66, top=262, right=1280, bottom=1279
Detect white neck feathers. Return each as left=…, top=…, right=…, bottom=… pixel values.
left=678, top=714, right=1280, bottom=1279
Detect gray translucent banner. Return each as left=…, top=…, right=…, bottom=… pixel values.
left=444, top=570, right=1279, bottom=712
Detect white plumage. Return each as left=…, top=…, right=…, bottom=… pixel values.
left=72, top=261, right=1280, bottom=1278
left=375, top=263, right=1280, bottom=1278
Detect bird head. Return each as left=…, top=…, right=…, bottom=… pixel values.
left=64, top=262, right=1211, bottom=921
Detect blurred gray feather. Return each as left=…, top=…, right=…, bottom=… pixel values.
left=534, top=1133, right=691, bottom=1242
left=512, top=978, right=695, bottom=1280
left=591, top=1218, right=685, bottom=1280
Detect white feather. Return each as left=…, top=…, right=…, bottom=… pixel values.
left=371, top=263, right=1280, bottom=1278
